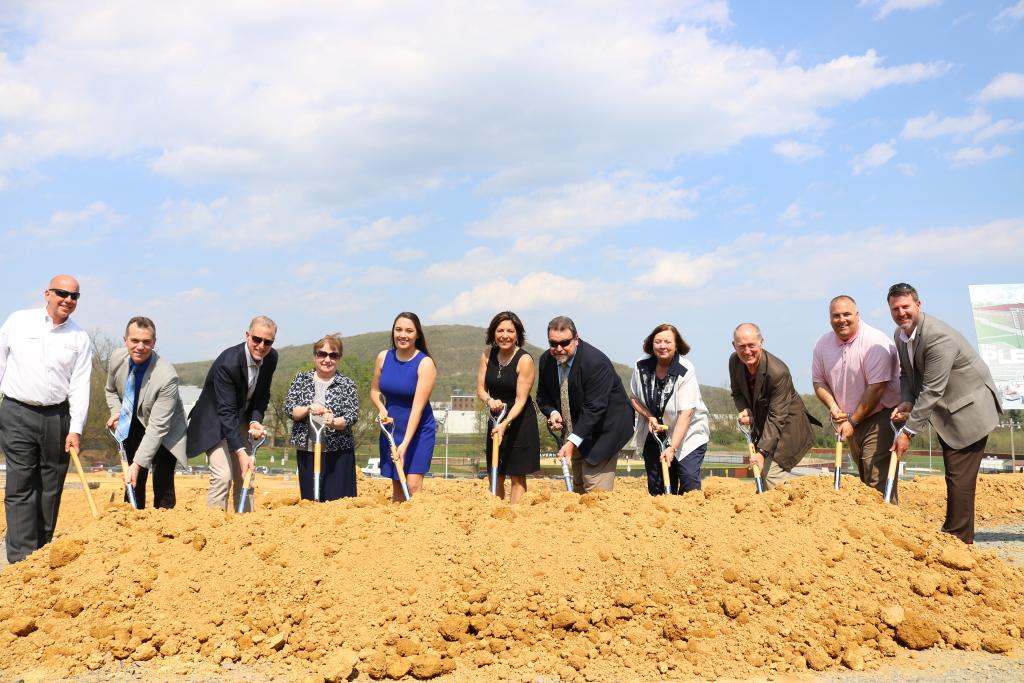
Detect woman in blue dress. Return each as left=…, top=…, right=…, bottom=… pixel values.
left=370, top=312, right=437, bottom=502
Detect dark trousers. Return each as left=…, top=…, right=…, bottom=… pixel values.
left=939, top=434, right=987, bottom=544
left=1, top=399, right=70, bottom=564
left=642, top=434, right=705, bottom=495
left=296, top=448, right=356, bottom=501
left=122, top=417, right=176, bottom=509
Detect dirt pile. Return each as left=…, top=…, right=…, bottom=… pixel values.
left=900, top=473, right=1024, bottom=526
left=2, top=475, right=1023, bottom=681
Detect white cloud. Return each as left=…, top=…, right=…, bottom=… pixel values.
left=634, top=250, right=734, bottom=288
left=345, top=216, right=426, bottom=252
left=423, top=247, right=523, bottom=282
left=973, top=119, right=1024, bottom=142
left=977, top=72, right=1024, bottom=102
left=901, top=111, right=990, bottom=139
left=433, top=272, right=588, bottom=319
left=777, top=200, right=824, bottom=227
left=470, top=173, right=698, bottom=247
left=153, top=192, right=339, bottom=249
left=991, top=1, right=1024, bottom=31
left=0, top=2, right=948, bottom=198
left=392, top=248, right=426, bottom=263
left=771, top=140, right=824, bottom=162
left=850, top=141, right=897, bottom=174
left=10, top=200, right=124, bottom=243
left=949, top=144, right=1012, bottom=166
left=860, top=0, right=942, bottom=20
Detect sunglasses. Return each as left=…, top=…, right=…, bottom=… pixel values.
left=548, top=338, right=575, bottom=348
left=315, top=351, right=340, bottom=360
left=49, top=288, right=81, bottom=301
left=250, top=334, right=275, bottom=347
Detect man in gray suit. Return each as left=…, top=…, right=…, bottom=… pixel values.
left=888, top=283, right=1001, bottom=544
left=105, top=316, right=188, bottom=508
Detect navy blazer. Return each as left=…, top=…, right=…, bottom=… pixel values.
left=186, top=343, right=277, bottom=457
left=536, top=339, right=635, bottom=466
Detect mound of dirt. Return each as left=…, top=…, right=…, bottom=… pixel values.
left=2, top=475, right=1023, bottom=681
left=900, top=473, right=1024, bottom=526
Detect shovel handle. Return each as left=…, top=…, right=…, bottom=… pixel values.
left=834, top=440, right=843, bottom=490
left=660, top=458, right=671, bottom=495
left=883, top=453, right=899, bottom=503
left=68, top=447, right=99, bottom=520
left=313, top=441, right=322, bottom=502
left=490, top=431, right=501, bottom=497
left=746, top=441, right=764, bottom=495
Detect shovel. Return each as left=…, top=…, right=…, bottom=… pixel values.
left=547, top=424, right=573, bottom=492
left=107, top=426, right=139, bottom=509
left=378, top=416, right=411, bottom=501
left=68, top=446, right=100, bottom=520
left=653, top=423, right=672, bottom=495
left=237, top=434, right=266, bottom=513
left=309, top=413, right=329, bottom=502
left=487, top=402, right=508, bottom=497
left=736, top=418, right=763, bottom=495
left=884, top=420, right=900, bottom=504
left=830, top=415, right=844, bottom=491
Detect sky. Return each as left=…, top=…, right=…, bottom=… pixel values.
left=1, top=0, right=1022, bottom=391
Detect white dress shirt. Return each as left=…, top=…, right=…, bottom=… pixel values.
left=0, top=308, right=93, bottom=433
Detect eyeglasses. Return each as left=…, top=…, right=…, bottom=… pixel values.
left=548, top=338, right=575, bottom=348
left=48, top=288, right=81, bottom=301
left=315, top=351, right=340, bottom=360
left=250, top=335, right=275, bottom=347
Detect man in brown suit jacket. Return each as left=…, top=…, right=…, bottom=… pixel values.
left=729, top=323, right=819, bottom=490
left=888, top=283, right=1001, bottom=544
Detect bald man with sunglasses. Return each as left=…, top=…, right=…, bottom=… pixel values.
left=186, top=316, right=278, bottom=511
left=0, top=275, right=92, bottom=563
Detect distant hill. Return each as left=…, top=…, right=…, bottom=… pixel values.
left=175, top=324, right=736, bottom=413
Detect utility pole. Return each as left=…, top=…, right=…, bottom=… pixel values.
left=1000, top=418, right=1020, bottom=473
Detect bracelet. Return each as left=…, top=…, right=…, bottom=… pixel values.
left=848, top=417, right=860, bottom=429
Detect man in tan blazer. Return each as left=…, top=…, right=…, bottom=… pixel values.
left=729, top=323, right=820, bottom=490
left=104, top=316, right=188, bottom=508
left=888, top=283, right=1001, bottom=544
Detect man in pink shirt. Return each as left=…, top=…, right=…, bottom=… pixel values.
left=812, top=295, right=902, bottom=501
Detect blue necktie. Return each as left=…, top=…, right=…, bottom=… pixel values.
left=115, top=366, right=137, bottom=442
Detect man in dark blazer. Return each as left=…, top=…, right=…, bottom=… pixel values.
left=105, top=316, right=188, bottom=508
left=888, top=283, right=1000, bottom=544
left=729, top=322, right=819, bottom=490
left=536, top=316, right=634, bottom=492
left=186, top=315, right=278, bottom=510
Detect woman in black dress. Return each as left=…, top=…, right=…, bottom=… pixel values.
left=475, top=311, right=540, bottom=503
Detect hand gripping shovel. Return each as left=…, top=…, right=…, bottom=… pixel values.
left=884, top=420, right=900, bottom=504
left=309, top=413, right=329, bottom=502
left=238, top=434, right=266, bottom=513
left=487, top=402, right=508, bottom=497
left=378, top=416, right=411, bottom=501
left=653, top=424, right=672, bottom=495
left=107, top=426, right=139, bottom=509
left=737, top=418, right=764, bottom=495
left=830, top=416, right=844, bottom=491
left=547, top=424, right=573, bottom=492
left=68, top=446, right=100, bottom=520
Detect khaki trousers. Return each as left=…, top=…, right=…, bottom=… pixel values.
left=207, top=428, right=252, bottom=511
left=572, top=450, right=617, bottom=492
left=760, top=455, right=796, bottom=491
left=849, top=409, right=898, bottom=503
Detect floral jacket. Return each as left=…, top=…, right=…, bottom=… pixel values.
left=283, top=370, right=359, bottom=452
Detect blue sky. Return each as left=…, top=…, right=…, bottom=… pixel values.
left=1, top=0, right=1022, bottom=390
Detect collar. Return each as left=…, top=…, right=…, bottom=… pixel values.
left=243, top=342, right=262, bottom=368
left=638, top=354, right=686, bottom=377
left=898, top=325, right=919, bottom=345
left=129, top=354, right=154, bottom=375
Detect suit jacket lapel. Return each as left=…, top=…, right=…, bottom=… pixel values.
left=752, top=352, right=767, bottom=407
left=913, top=314, right=927, bottom=379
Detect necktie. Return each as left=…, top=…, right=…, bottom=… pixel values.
left=559, top=362, right=573, bottom=436
left=247, top=362, right=259, bottom=400
left=115, top=366, right=137, bottom=442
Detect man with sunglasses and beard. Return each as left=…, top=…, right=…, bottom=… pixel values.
left=536, top=316, right=634, bottom=492
left=0, top=275, right=92, bottom=563
left=186, top=316, right=278, bottom=511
